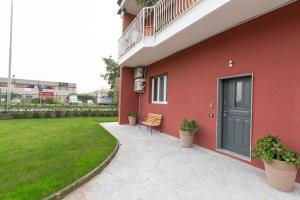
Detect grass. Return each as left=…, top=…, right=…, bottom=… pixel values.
left=0, top=117, right=118, bottom=200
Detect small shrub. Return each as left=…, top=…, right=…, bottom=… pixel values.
left=95, top=111, right=101, bottom=117
left=91, top=111, right=97, bottom=117
left=252, top=135, right=300, bottom=167
left=45, top=111, right=51, bottom=118
left=39, top=111, right=47, bottom=118
left=10, top=112, right=21, bottom=119
left=81, top=110, right=89, bottom=117
left=24, top=111, right=34, bottom=119
left=33, top=111, right=40, bottom=118
left=127, top=112, right=137, bottom=117
left=74, top=110, right=81, bottom=117
left=1, top=112, right=13, bottom=119
left=61, top=111, right=66, bottom=118
left=69, top=111, right=75, bottom=117
left=180, top=119, right=199, bottom=134
left=65, top=111, right=71, bottom=117
left=85, top=110, right=92, bottom=117
left=55, top=111, right=62, bottom=118
left=49, top=112, right=56, bottom=118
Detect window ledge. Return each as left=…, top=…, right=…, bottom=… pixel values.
left=152, top=102, right=168, bottom=105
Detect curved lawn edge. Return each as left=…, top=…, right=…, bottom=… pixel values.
left=44, top=125, right=120, bottom=200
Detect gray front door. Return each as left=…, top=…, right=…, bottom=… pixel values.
left=221, top=77, right=252, bottom=157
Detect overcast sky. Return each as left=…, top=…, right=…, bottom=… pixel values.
left=0, top=0, right=121, bottom=93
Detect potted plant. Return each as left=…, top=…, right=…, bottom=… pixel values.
left=252, top=135, right=300, bottom=192
left=128, top=112, right=137, bottom=126
left=179, top=119, right=198, bottom=148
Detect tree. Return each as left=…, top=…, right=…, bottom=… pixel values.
left=101, top=56, right=120, bottom=103
left=76, top=93, right=97, bottom=104
left=101, top=56, right=119, bottom=90
left=112, top=79, right=119, bottom=103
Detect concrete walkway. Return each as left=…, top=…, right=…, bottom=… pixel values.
left=64, top=122, right=300, bottom=200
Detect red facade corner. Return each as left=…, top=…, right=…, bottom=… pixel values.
left=118, top=2, right=300, bottom=182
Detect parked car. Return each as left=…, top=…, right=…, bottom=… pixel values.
left=68, top=95, right=78, bottom=104
left=87, top=100, right=94, bottom=105
left=97, top=93, right=113, bottom=105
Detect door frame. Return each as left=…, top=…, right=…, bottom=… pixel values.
left=216, top=73, right=254, bottom=161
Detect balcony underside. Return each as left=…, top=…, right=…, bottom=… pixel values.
left=118, top=0, right=295, bottom=67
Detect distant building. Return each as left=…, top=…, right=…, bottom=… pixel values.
left=0, top=77, right=76, bottom=102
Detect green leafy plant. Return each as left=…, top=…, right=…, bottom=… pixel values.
left=10, top=112, right=22, bottom=119
left=81, top=110, right=89, bottom=117
left=24, top=111, right=34, bottom=119
left=252, top=135, right=300, bottom=167
left=127, top=112, right=137, bottom=117
left=135, top=0, right=159, bottom=6
left=55, top=110, right=63, bottom=118
left=33, top=111, right=41, bottom=118
left=180, top=119, right=198, bottom=134
left=49, top=111, right=56, bottom=118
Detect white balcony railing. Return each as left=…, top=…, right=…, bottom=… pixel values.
left=118, top=0, right=201, bottom=58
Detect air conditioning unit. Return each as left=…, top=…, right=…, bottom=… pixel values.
left=134, top=67, right=146, bottom=93
left=134, top=79, right=146, bottom=93
left=134, top=67, right=145, bottom=79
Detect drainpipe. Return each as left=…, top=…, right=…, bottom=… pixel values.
left=138, top=93, right=141, bottom=120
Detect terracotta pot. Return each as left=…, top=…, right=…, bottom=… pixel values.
left=128, top=116, right=137, bottom=126
left=264, top=160, right=298, bottom=192
left=179, top=130, right=194, bottom=148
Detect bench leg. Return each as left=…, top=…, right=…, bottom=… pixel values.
left=151, top=127, right=153, bottom=134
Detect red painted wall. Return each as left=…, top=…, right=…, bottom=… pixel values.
left=122, top=12, right=136, bottom=33
left=119, top=67, right=139, bottom=124
left=119, top=2, right=300, bottom=182
left=119, top=12, right=139, bottom=122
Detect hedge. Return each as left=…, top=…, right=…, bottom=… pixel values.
left=0, top=103, right=117, bottom=110
left=0, top=110, right=118, bottom=120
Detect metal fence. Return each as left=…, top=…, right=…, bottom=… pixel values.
left=0, top=92, right=117, bottom=112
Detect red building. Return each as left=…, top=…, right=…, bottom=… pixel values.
left=117, top=0, right=300, bottom=183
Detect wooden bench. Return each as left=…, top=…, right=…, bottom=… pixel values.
left=139, top=113, right=163, bottom=134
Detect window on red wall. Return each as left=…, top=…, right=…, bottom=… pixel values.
left=151, top=74, right=168, bottom=104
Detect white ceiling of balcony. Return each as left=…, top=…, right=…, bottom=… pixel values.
left=122, top=0, right=143, bottom=15
left=119, top=0, right=297, bottom=67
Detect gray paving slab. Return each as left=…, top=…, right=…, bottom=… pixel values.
left=64, top=122, right=300, bottom=200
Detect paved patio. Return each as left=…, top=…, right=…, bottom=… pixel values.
left=64, top=122, right=300, bottom=200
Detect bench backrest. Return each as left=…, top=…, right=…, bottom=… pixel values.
left=146, top=113, right=163, bottom=126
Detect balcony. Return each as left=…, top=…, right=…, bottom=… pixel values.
left=118, top=0, right=295, bottom=67
left=119, top=0, right=201, bottom=58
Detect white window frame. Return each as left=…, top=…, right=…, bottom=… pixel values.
left=151, top=75, right=168, bottom=104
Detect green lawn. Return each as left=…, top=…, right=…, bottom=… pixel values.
left=0, top=117, right=118, bottom=200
